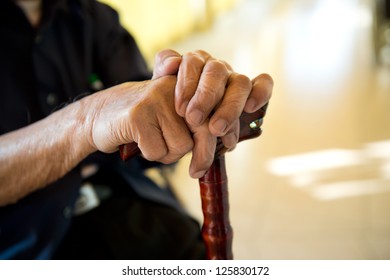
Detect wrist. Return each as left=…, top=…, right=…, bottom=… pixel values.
left=61, top=96, right=98, bottom=160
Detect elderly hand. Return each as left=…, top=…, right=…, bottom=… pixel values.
left=86, top=76, right=194, bottom=164
left=153, top=49, right=273, bottom=178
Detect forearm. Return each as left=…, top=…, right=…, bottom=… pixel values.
left=0, top=99, right=96, bottom=206
left=0, top=78, right=176, bottom=207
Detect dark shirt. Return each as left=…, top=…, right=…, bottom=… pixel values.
left=0, top=0, right=180, bottom=259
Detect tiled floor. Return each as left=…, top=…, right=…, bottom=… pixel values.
left=168, top=0, right=390, bottom=259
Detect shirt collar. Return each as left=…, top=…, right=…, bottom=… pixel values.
left=0, top=0, right=69, bottom=28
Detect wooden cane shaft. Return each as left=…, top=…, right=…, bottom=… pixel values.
left=118, top=104, right=268, bottom=260
left=199, top=155, right=233, bottom=260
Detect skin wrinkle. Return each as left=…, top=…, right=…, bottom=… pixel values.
left=90, top=81, right=144, bottom=153
left=152, top=50, right=182, bottom=79
left=208, top=73, right=251, bottom=137
left=186, top=62, right=229, bottom=126
left=0, top=27, right=273, bottom=205
left=189, top=122, right=216, bottom=178
left=175, top=53, right=205, bottom=115
left=0, top=101, right=92, bottom=206
left=245, top=74, right=274, bottom=112
left=160, top=117, right=193, bottom=163
left=154, top=79, right=193, bottom=163
left=124, top=76, right=189, bottom=163
left=221, top=120, right=240, bottom=149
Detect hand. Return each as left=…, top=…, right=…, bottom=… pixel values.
left=86, top=76, right=194, bottom=164
left=153, top=49, right=273, bottom=178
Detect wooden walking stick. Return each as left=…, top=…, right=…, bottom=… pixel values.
left=119, top=104, right=268, bottom=260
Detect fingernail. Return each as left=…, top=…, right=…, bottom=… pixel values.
left=164, top=55, right=178, bottom=66
left=223, top=132, right=238, bottom=149
left=213, top=119, right=227, bottom=135
left=160, top=56, right=181, bottom=76
left=188, top=109, right=204, bottom=126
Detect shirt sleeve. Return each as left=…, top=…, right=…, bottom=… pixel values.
left=90, top=1, right=152, bottom=87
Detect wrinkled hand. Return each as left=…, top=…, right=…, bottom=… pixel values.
left=87, top=76, right=194, bottom=164
left=153, top=49, right=273, bottom=178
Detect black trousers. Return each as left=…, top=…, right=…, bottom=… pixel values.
left=53, top=171, right=205, bottom=260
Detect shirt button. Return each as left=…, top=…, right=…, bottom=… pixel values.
left=46, top=93, right=59, bottom=107
left=63, top=206, right=73, bottom=219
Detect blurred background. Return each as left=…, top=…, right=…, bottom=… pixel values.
left=101, top=0, right=390, bottom=259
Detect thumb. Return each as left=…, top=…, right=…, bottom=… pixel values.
left=152, top=49, right=182, bottom=79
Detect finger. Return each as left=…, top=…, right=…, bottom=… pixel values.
left=208, top=72, right=252, bottom=136
left=135, top=116, right=194, bottom=164
left=130, top=76, right=193, bottom=164
left=175, top=50, right=212, bottom=117
left=188, top=122, right=217, bottom=178
left=184, top=59, right=230, bottom=127
left=135, top=123, right=169, bottom=162
left=244, top=73, right=274, bottom=113
left=158, top=117, right=194, bottom=164
left=221, top=119, right=239, bottom=150
left=152, top=49, right=182, bottom=80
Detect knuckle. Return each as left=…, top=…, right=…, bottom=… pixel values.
left=144, top=137, right=193, bottom=164
left=252, top=73, right=274, bottom=102
left=183, top=52, right=206, bottom=66
left=236, top=73, right=252, bottom=87
left=142, top=148, right=168, bottom=162
left=204, top=59, right=229, bottom=77
left=230, top=73, right=252, bottom=92
left=160, top=142, right=193, bottom=164
left=160, top=153, right=182, bottom=165
left=221, top=59, right=233, bottom=71
left=159, top=157, right=176, bottom=165
left=194, top=49, right=212, bottom=59
left=259, top=73, right=274, bottom=86
left=171, top=140, right=194, bottom=155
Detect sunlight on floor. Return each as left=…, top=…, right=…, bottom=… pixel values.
left=267, top=140, right=390, bottom=200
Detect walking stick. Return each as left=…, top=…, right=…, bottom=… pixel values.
left=119, top=104, right=268, bottom=259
